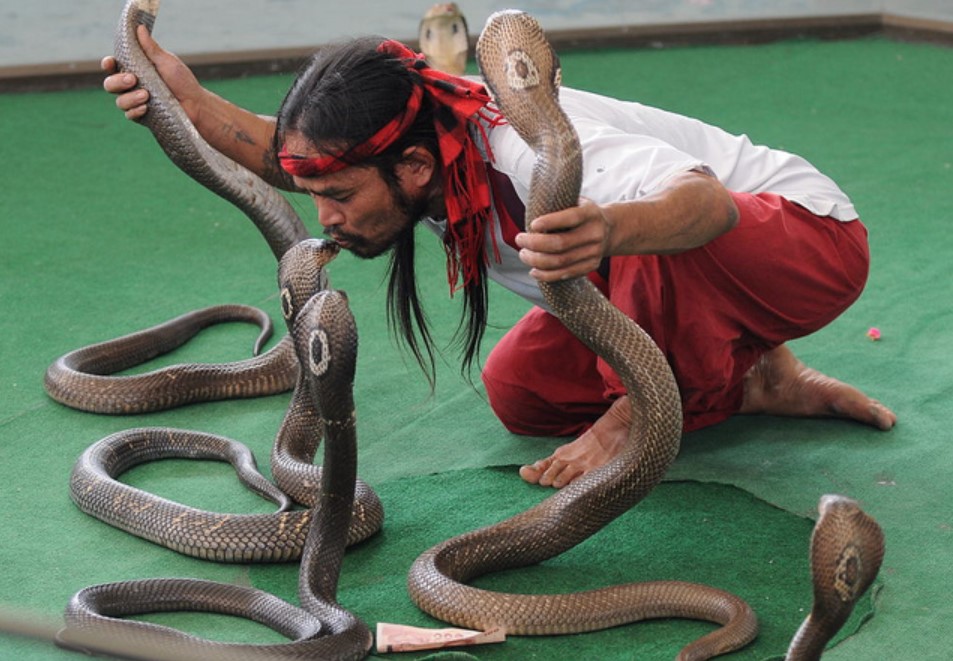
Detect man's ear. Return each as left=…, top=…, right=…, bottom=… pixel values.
left=397, top=145, right=437, bottom=188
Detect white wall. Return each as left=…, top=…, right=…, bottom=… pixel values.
left=885, top=0, right=953, bottom=22
left=1, top=0, right=950, bottom=68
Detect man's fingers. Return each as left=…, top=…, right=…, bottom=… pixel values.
left=104, top=72, right=136, bottom=94
left=124, top=105, right=149, bottom=121
left=100, top=56, right=117, bottom=74
left=519, top=248, right=598, bottom=282
left=516, top=226, right=602, bottom=259
left=115, top=87, right=149, bottom=112
left=136, top=24, right=168, bottom=64
left=516, top=231, right=567, bottom=254
left=527, top=197, right=598, bottom=233
left=528, top=209, right=579, bottom=233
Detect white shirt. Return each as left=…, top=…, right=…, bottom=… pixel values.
left=424, top=85, right=858, bottom=308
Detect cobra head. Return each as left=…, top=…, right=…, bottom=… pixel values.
left=277, top=238, right=340, bottom=331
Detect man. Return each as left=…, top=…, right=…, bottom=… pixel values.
left=102, top=26, right=896, bottom=489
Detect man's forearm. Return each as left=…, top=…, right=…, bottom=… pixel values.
left=604, top=170, right=739, bottom=256
left=191, top=89, right=298, bottom=191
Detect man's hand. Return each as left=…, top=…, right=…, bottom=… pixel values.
left=101, top=25, right=203, bottom=123
left=516, top=171, right=739, bottom=282
left=514, top=198, right=611, bottom=282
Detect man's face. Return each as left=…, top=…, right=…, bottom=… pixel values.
left=285, top=136, right=432, bottom=259
left=298, top=165, right=433, bottom=258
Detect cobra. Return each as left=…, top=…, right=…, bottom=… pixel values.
left=43, top=0, right=312, bottom=415
left=58, top=240, right=381, bottom=660
left=55, top=3, right=885, bottom=659
left=407, top=10, right=885, bottom=661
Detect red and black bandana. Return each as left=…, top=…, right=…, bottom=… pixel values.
left=278, top=39, right=507, bottom=293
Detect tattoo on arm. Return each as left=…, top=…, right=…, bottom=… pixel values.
left=233, top=128, right=257, bottom=146
left=219, top=122, right=298, bottom=190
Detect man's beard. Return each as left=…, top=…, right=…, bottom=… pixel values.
left=325, top=185, right=430, bottom=260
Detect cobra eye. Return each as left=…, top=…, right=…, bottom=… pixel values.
left=280, top=288, right=294, bottom=320
left=308, top=329, right=331, bottom=377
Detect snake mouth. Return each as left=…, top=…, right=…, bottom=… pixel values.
left=323, top=232, right=356, bottom=252
left=325, top=235, right=345, bottom=249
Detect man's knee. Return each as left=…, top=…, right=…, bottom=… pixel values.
left=481, top=368, right=531, bottom=435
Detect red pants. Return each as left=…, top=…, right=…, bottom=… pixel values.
left=482, top=192, right=870, bottom=435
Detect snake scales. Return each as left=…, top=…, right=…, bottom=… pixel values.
left=408, top=9, right=885, bottom=660
left=54, top=2, right=885, bottom=659
left=59, top=239, right=381, bottom=660
left=57, top=1, right=382, bottom=657
left=43, top=0, right=312, bottom=415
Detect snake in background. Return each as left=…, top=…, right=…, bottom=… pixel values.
left=53, top=2, right=885, bottom=659
left=418, top=2, right=470, bottom=75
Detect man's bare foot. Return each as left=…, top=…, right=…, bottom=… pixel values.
left=740, top=344, right=896, bottom=430
left=519, top=396, right=632, bottom=488
left=521, top=344, right=895, bottom=490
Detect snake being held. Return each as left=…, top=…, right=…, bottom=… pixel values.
left=55, top=3, right=884, bottom=658
left=407, top=11, right=885, bottom=661
left=59, top=239, right=380, bottom=660
left=44, top=0, right=312, bottom=415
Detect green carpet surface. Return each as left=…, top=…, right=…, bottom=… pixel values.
left=1, top=35, right=951, bottom=659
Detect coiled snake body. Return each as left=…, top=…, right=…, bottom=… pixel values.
left=56, top=3, right=885, bottom=660
left=408, top=11, right=756, bottom=657
left=59, top=240, right=381, bottom=660
left=43, top=0, right=312, bottom=415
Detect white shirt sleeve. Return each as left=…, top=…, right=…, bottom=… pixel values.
left=487, top=114, right=706, bottom=206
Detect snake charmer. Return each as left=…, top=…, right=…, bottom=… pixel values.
left=102, top=27, right=896, bottom=489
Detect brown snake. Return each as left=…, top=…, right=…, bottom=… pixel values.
left=58, top=239, right=381, bottom=660
left=54, top=3, right=884, bottom=659
left=407, top=10, right=885, bottom=661
left=43, top=0, right=310, bottom=415
left=55, top=2, right=382, bottom=655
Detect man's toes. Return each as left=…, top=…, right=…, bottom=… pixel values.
left=550, top=464, right=584, bottom=489
left=828, top=386, right=897, bottom=430
left=535, top=459, right=584, bottom=489
left=871, top=401, right=897, bottom=430
left=519, top=458, right=551, bottom=484
left=537, top=459, right=566, bottom=487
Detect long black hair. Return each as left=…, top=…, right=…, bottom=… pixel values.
left=273, top=38, right=489, bottom=387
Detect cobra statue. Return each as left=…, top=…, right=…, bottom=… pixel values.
left=51, top=2, right=885, bottom=660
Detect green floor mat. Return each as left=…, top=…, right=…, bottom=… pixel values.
left=2, top=34, right=951, bottom=659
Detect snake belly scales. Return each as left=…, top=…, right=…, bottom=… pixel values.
left=54, top=2, right=886, bottom=660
